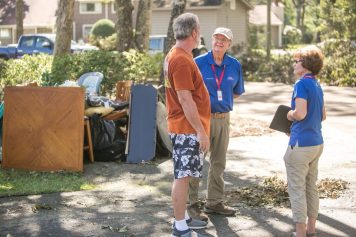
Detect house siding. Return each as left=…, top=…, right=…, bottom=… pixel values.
left=216, top=1, right=249, bottom=46
left=193, top=9, right=218, bottom=49
left=0, top=26, right=15, bottom=46
left=0, top=0, right=56, bottom=45
left=271, top=25, right=279, bottom=47
left=73, top=1, right=138, bottom=42
left=151, top=1, right=250, bottom=50
left=1, top=0, right=251, bottom=47
left=73, top=1, right=107, bottom=42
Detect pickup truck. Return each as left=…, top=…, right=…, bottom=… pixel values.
left=0, top=34, right=98, bottom=60
left=149, top=35, right=208, bottom=57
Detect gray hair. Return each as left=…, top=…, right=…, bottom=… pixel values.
left=173, top=13, right=199, bottom=40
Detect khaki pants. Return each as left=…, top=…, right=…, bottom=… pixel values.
left=189, top=113, right=230, bottom=206
left=284, top=144, right=324, bottom=223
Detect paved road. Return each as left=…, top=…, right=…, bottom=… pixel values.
left=0, top=82, right=355, bottom=237
left=222, top=82, right=356, bottom=237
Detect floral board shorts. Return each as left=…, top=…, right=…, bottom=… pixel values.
left=169, top=133, right=204, bottom=179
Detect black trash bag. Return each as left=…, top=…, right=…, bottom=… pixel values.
left=89, top=113, right=127, bottom=162
left=93, top=139, right=126, bottom=162
left=90, top=113, right=116, bottom=150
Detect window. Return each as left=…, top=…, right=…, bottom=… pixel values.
left=0, top=28, right=11, bottom=38
left=149, top=38, right=164, bottom=51
left=20, top=37, right=35, bottom=48
left=82, top=25, right=93, bottom=42
left=111, top=2, right=116, bottom=14
left=35, top=37, right=51, bottom=49
left=0, top=28, right=13, bottom=45
left=80, top=2, right=102, bottom=14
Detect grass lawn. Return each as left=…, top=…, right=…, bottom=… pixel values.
left=0, top=168, right=96, bottom=197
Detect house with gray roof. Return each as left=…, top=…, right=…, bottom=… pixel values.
left=151, top=0, right=253, bottom=50
left=1, top=0, right=254, bottom=50
left=249, top=3, right=284, bottom=47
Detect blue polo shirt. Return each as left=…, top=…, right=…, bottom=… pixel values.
left=289, top=74, right=324, bottom=147
left=194, top=51, right=245, bottom=113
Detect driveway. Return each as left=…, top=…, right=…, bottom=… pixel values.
left=0, top=82, right=355, bottom=237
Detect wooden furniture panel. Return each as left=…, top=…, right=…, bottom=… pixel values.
left=2, top=87, right=85, bottom=171
left=115, top=80, right=132, bottom=102
left=84, top=116, right=94, bottom=163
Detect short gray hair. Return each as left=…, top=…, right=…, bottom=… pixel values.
left=173, top=13, right=199, bottom=40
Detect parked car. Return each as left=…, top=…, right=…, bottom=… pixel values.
left=149, top=35, right=208, bottom=57
left=0, top=34, right=98, bottom=60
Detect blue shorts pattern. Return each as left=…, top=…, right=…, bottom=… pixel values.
left=169, top=133, right=204, bottom=179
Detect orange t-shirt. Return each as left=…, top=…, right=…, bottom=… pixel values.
left=164, top=47, right=210, bottom=135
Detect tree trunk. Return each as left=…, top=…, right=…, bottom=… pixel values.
left=164, top=0, right=186, bottom=55
left=267, top=0, right=271, bottom=59
left=54, top=0, right=75, bottom=56
left=135, top=0, right=151, bottom=52
left=15, top=0, right=24, bottom=42
left=301, top=2, right=306, bottom=36
left=115, top=0, right=134, bottom=52
left=158, top=0, right=186, bottom=86
left=292, top=0, right=305, bottom=29
left=315, top=0, right=321, bottom=42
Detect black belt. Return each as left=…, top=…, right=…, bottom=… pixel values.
left=211, top=112, right=229, bottom=119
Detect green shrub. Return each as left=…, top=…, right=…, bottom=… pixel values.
left=0, top=51, right=163, bottom=95
left=0, top=54, right=52, bottom=88
left=122, top=49, right=163, bottom=84
left=89, top=19, right=116, bottom=51
left=49, top=50, right=161, bottom=94
left=90, top=19, right=116, bottom=38
left=283, top=25, right=302, bottom=45
left=319, top=40, right=356, bottom=87
left=89, top=34, right=117, bottom=51
left=0, top=58, right=5, bottom=100
left=238, top=49, right=295, bottom=84
left=0, top=58, right=6, bottom=75
left=302, top=29, right=314, bottom=44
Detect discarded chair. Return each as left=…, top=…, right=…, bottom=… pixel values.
left=115, top=80, right=132, bottom=102
left=77, top=72, right=103, bottom=95
left=78, top=72, right=104, bottom=162
left=102, top=80, right=132, bottom=122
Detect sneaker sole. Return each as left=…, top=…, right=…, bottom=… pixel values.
left=189, top=224, right=207, bottom=230
left=171, top=222, right=208, bottom=230
left=171, top=230, right=200, bottom=237
left=203, top=208, right=236, bottom=216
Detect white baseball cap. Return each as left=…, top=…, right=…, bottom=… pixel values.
left=213, top=27, right=233, bottom=41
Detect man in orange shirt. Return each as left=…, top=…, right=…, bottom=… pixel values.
left=164, top=13, right=211, bottom=237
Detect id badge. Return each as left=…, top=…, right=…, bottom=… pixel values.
left=217, top=90, right=223, bottom=101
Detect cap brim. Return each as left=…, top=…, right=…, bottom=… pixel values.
left=213, top=33, right=232, bottom=40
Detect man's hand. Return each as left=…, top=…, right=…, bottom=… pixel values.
left=197, top=131, right=210, bottom=153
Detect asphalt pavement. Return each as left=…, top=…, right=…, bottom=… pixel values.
left=0, top=82, right=355, bottom=237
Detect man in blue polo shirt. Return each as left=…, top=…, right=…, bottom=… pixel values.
left=188, top=27, right=245, bottom=221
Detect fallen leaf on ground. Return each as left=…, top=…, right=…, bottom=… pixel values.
left=226, top=176, right=349, bottom=208
left=230, top=117, right=273, bottom=137
left=32, top=203, right=53, bottom=213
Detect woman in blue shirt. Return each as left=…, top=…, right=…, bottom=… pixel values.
left=284, top=45, right=326, bottom=237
